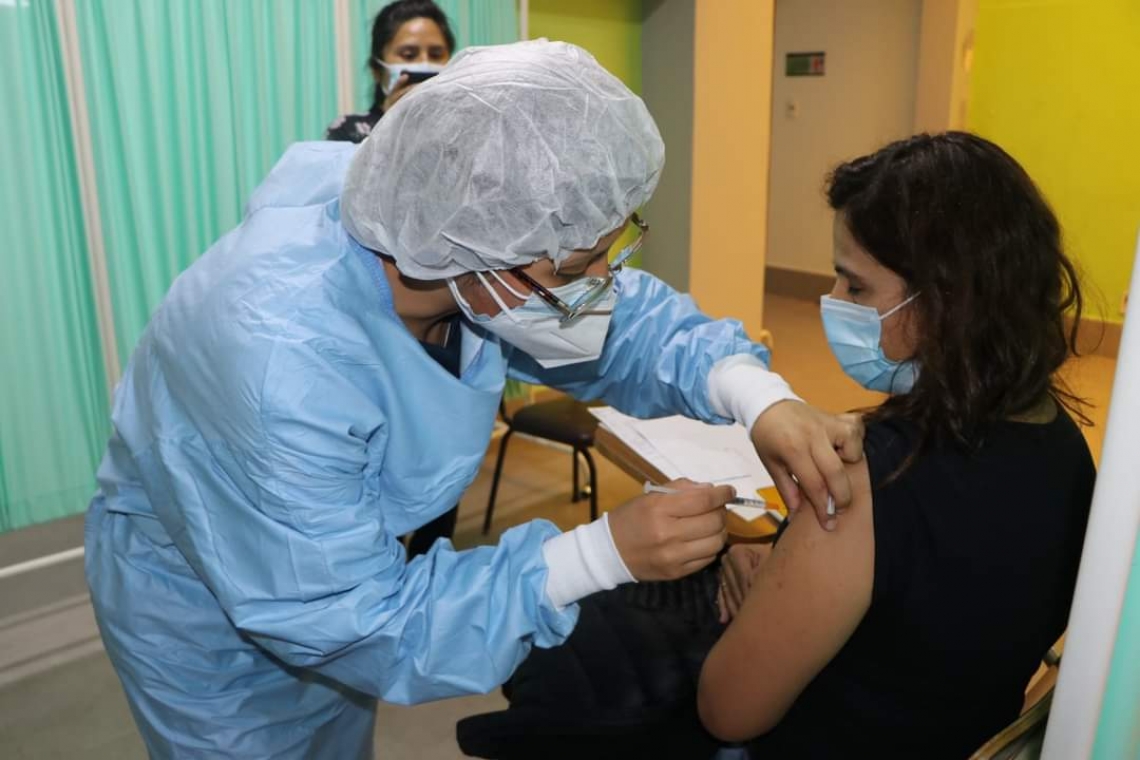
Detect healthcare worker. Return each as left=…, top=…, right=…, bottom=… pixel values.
left=86, top=40, right=862, bottom=758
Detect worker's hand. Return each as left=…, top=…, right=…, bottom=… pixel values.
left=716, top=543, right=771, bottom=623
left=609, top=479, right=732, bottom=582
left=749, top=401, right=864, bottom=531
left=382, top=74, right=415, bottom=111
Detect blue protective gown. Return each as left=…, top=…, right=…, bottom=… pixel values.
left=85, top=142, right=771, bottom=759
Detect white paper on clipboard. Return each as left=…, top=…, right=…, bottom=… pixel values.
left=590, top=407, right=777, bottom=522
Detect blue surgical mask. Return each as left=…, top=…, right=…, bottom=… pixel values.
left=448, top=271, right=615, bottom=369
left=820, top=293, right=919, bottom=394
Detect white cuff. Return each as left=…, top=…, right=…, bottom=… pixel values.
left=541, top=513, right=637, bottom=610
left=707, top=354, right=802, bottom=431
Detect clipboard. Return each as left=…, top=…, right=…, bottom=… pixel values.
left=594, top=423, right=785, bottom=543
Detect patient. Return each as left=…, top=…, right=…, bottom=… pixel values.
left=701, top=131, right=1095, bottom=757
left=456, top=132, right=1095, bottom=759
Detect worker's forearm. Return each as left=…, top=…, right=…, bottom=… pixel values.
left=708, top=354, right=801, bottom=430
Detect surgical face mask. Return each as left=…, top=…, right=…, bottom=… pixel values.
left=447, top=271, right=616, bottom=369
left=820, top=293, right=919, bottom=394
left=376, top=61, right=445, bottom=94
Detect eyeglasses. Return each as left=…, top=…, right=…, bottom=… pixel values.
left=510, top=214, right=649, bottom=325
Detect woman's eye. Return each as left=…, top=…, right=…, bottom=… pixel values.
left=847, top=285, right=864, bottom=298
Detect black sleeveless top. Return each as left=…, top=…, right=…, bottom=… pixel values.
left=749, top=411, right=1095, bottom=758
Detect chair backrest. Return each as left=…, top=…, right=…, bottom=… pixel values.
left=968, top=647, right=1062, bottom=760
left=968, top=689, right=1053, bottom=760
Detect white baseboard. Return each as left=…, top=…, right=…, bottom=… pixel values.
left=0, top=592, right=103, bottom=689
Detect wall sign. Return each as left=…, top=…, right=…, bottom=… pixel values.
left=786, top=51, right=825, bottom=77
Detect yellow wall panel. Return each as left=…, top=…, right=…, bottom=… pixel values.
left=969, top=0, right=1140, bottom=323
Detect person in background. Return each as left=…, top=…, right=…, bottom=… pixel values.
left=326, top=0, right=454, bottom=144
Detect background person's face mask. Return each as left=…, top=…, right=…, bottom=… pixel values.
left=820, top=293, right=919, bottom=393
left=376, top=61, right=445, bottom=94
left=448, top=271, right=615, bottom=369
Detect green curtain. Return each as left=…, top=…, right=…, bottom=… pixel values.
left=349, top=0, right=519, bottom=112
left=0, top=0, right=110, bottom=531
left=74, top=1, right=340, bottom=365
left=1, top=1, right=519, bottom=534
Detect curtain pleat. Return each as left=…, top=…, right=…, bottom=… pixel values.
left=0, top=0, right=110, bottom=531
left=74, top=0, right=340, bottom=366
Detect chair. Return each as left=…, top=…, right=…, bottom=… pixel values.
left=968, top=646, right=1063, bottom=760
left=483, top=395, right=600, bottom=535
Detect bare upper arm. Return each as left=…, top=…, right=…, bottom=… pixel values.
left=698, top=457, right=876, bottom=742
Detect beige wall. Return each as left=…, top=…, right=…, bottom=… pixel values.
left=914, top=0, right=977, bottom=133
left=689, top=0, right=775, bottom=341
left=765, top=0, right=923, bottom=278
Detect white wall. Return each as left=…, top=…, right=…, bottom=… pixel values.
left=914, top=0, right=976, bottom=133
left=766, top=0, right=922, bottom=276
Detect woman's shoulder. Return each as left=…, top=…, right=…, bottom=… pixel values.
left=863, top=404, right=1093, bottom=488
left=863, top=416, right=918, bottom=487
left=325, top=111, right=381, bottom=144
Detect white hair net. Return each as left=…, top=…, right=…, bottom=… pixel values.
left=340, top=39, right=665, bottom=280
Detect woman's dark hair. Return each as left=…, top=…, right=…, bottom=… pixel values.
left=827, top=131, right=1088, bottom=452
left=368, top=0, right=456, bottom=111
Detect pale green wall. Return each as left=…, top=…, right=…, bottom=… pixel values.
left=968, top=0, right=1140, bottom=324
left=640, top=0, right=694, bottom=291
left=529, top=0, right=642, bottom=93
left=528, top=0, right=643, bottom=259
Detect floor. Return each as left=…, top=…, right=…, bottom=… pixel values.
left=0, top=294, right=1117, bottom=759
